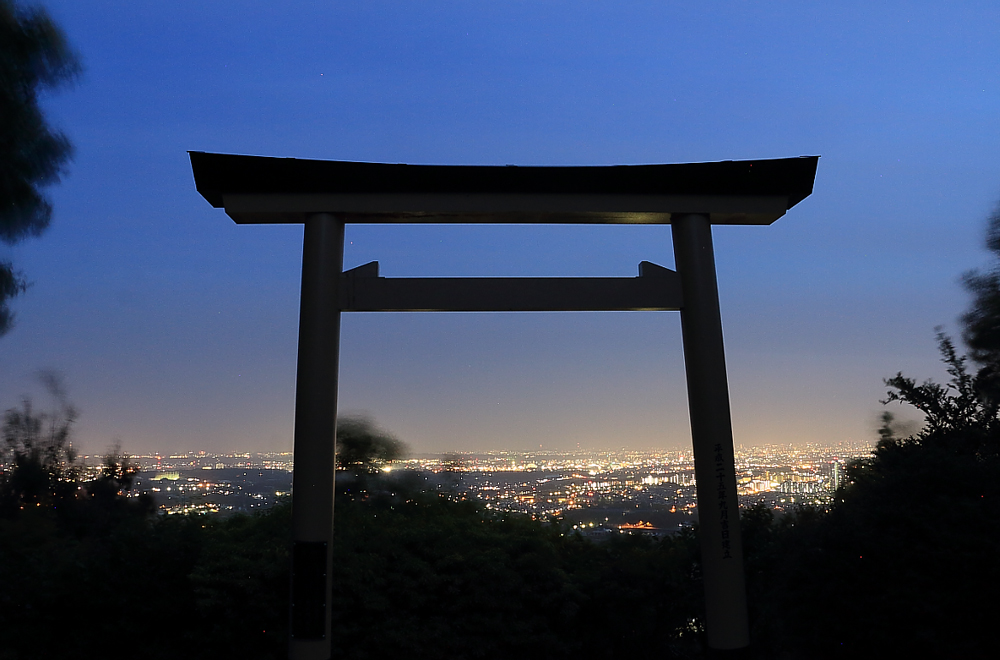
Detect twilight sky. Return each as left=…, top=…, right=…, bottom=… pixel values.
left=1, top=1, right=999, bottom=455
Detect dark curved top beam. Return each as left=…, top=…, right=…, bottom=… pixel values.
left=189, top=152, right=818, bottom=225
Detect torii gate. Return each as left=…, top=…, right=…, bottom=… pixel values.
left=190, top=152, right=818, bottom=659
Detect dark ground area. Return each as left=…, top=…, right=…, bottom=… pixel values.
left=3, top=440, right=1000, bottom=660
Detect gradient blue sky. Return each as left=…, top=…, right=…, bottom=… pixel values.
left=1, top=1, right=998, bottom=454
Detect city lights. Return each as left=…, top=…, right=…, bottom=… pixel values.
left=109, top=443, right=870, bottom=525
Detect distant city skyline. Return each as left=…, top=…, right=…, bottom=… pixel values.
left=2, top=1, right=998, bottom=455
left=123, top=442, right=871, bottom=520
left=110, top=440, right=873, bottom=466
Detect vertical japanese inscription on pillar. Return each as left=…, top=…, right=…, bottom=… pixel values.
left=714, top=443, right=733, bottom=560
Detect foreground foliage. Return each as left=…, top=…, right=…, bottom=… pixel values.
left=0, top=487, right=706, bottom=660
left=3, top=445, right=1000, bottom=659
left=743, top=331, right=1000, bottom=659
left=5, top=332, right=1000, bottom=658
left=744, top=448, right=1000, bottom=659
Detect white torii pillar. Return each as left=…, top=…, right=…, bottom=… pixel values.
left=289, top=214, right=343, bottom=660
left=673, top=213, right=749, bottom=650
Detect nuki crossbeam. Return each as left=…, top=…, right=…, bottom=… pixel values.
left=338, top=260, right=682, bottom=312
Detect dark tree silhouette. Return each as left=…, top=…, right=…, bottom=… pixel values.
left=961, top=201, right=1000, bottom=402
left=335, top=414, right=406, bottom=474
left=1, top=372, right=79, bottom=511
left=882, top=330, right=1000, bottom=457
left=85, top=441, right=140, bottom=503
left=0, top=0, right=81, bottom=335
left=0, top=371, right=148, bottom=515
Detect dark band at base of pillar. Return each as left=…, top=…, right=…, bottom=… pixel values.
left=291, top=541, right=328, bottom=639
